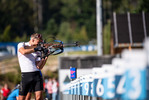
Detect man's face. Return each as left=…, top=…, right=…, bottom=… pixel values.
left=31, top=38, right=40, bottom=46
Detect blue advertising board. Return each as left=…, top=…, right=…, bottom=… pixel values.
left=70, top=67, right=77, bottom=79
left=122, top=69, right=146, bottom=100
left=92, top=78, right=104, bottom=97
left=102, top=77, right=115, bottom=99
left=115, top=75, right=125, bottom=98
left=82, top=82, right=92, bottom=96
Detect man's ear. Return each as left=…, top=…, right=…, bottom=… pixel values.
left=32, top=38, right=34, bottom=42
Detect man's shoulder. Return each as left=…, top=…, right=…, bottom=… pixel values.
left=17, top=42, right=24, bottom=49
left=18, top=42, right=29, bottom=47
left=18, top=42, right=23, bottom=45
left=18, top=42, right=28, bottom=45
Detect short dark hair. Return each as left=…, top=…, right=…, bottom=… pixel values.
left=31, top=33, right=42, bottom=40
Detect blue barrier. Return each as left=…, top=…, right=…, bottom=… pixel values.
left=64, top=45, right=97, bottom=52
left=0, top=42, right=18, bottom=55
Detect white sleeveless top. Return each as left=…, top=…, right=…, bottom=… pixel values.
left=17, top=42, right=41, bottom=72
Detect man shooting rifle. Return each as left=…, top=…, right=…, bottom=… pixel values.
left=17, top=33, right=48, bottom=100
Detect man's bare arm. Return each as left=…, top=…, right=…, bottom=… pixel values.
left=19, top=46, right=36, bottom=55
left=36, top=57, right=48, bottom=70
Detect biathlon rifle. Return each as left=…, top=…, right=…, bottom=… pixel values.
left=36, top=38, right=80, bottom=58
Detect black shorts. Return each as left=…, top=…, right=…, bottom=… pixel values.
left=19, top=71, right=43, bottom=96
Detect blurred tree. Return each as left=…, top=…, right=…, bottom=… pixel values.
left=0, top=0, right=148, bottom=44
left=44, top=19, right=58, bottom=36
left=42, top=0, right=62, bottom=28
left=0, top=0, right=34, bottom=41
left=14, top=34, right=28, bottom=42
left=85, top=15, right=96, bottom=40
left=72, top=26, right=88, bottom=44
left=1, top=25, right=11, bottom=42
left=60, top=0, right=79, bottom=20
left=57, top=21, right=72, bottom=42
left=59, top=0, right=96, bottom=42
left=80, top=26, right=88, bottom=42
left=111, top=0, right=147, bottom=13
left=103, top=20, right=111, bottom=54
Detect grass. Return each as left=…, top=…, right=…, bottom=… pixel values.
left=64, top=51, right=97, bottom=55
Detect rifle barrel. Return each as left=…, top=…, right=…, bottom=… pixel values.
left=63, top=43, right=78, bottom=47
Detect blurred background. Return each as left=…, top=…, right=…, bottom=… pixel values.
left=0, top=0, right=149, bottom=100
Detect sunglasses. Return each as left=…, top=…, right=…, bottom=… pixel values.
left=34, top=34, right=42, bottom=40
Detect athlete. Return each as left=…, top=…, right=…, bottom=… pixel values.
left=17, top=33, right=48, bottom=100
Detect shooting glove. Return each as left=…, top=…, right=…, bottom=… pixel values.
left=34, top=46, right=44, bottom=52
left=43, top=48, right=49, bottom=55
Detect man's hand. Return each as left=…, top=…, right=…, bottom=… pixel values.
left=43, top=48, right=49, bottom=54
left=37, top=57, right=48, bottom=69
left=43, top=57, right=48, bottom=61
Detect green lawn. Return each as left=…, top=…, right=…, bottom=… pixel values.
left=65, top=51, right=97, bottom=55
